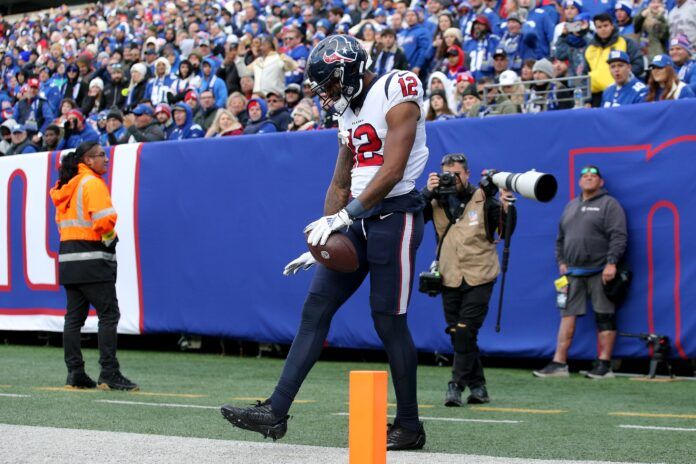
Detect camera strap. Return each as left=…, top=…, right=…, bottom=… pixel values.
left=436, top=222, right=453, bottom=261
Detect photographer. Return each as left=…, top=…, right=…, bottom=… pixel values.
left=422, top=154, right=515, bottom=406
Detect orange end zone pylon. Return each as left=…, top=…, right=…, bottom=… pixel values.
left=349, top=370, right=388, bottom=464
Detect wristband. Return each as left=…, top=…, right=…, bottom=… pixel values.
left=344, top=198, right=366, bottom=218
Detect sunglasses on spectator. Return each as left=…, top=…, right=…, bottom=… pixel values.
left=580, top=167, right=599, bottom=175
left=441, top=154, right=466, bottom=165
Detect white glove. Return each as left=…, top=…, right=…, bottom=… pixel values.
left=304, top=209, right=353, bottom=246
left=283, top=252, right=317, bottom=276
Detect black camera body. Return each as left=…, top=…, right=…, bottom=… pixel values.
left=419, top=261, right=443, bottom=297
left=435, top=172, right=458, bottom=196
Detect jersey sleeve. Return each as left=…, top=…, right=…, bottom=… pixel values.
left=383, top=70, right=425, bottom=115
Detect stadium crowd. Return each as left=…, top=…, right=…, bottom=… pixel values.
left=0, top=0, right=695, bottom=154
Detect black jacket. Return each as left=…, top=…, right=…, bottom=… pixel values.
left=117, top=121, right=166, bottom=144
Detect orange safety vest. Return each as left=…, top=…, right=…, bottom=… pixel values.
left=49, top=163, right=119, bottom=284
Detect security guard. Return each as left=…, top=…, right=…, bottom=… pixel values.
left=49, top=141, right=138, bottom=391
left=422, top=153, right=515, bottom=406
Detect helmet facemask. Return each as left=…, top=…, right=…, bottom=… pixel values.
left=309, top=61, right=365, bottom=116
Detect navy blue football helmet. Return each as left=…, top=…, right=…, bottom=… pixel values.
left=305, top=35, right=368, bottom=115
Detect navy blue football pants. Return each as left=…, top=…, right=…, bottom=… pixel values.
left=271, top=211, right=424, bottom=431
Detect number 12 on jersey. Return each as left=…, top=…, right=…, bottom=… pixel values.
left=346, top=123, right=383, bottom=168
left=398, top=75, right=418, bottom=97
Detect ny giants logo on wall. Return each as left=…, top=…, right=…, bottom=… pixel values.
left=0, top=145, right=144, bottom=334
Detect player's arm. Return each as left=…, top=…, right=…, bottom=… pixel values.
left=324, top=144, right=353, bottom=215
left=352, top=101, right=419, bottom=211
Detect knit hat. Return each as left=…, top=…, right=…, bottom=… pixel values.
left=291, top=104, right=313, bottom=122
left=614, top=0, right=632, bottom=17
left=67, top=109, right=85, bottom=124
left=154, top=103, right=172, bottom=118
left=443, top=27, right=463, bottom=43
left=532, top=58, right=555, bottom=78
left=669, top=34, right=693, bottom=55
left=89, top=77, right=104, bottom=90
left=130, top=62, right=148, bottom=77
left=106, top=109, right=124, bottom=122
left=562, top=0, right=583, bottom=10
left=461, top=85, right=480, bottom=99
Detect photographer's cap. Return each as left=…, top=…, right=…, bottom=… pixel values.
left=441, top=153, right=468, bottom=168
left=580, top=165, right=601, bottom=178
left=606, top=50, right=629, bottom=64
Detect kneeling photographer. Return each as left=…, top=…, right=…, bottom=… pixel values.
left=421, top=153, right=516, bottom=407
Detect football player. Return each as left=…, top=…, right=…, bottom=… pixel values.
left=221, top=35, right=429, bottom=451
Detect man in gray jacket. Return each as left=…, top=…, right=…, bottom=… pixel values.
left=534, top=165, right=627, bottom=379
left=117, top=104, right=165, bottom=144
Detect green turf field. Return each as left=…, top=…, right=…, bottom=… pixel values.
left=0, top=344, right=694, bottom=463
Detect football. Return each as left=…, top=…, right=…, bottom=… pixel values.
left=306, top=232, right=359, bottom=273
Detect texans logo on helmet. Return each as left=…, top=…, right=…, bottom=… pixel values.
left=322, top=36, right=358, bottom=64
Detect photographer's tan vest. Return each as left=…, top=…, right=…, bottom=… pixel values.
left=431, top=188, right=500, bottom=287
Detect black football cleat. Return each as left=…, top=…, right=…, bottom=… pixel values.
left=97, top=371, right=139, bottom=391
left=467, top=385, right=490, bottom=404
left=221, top=399, right=288, bottom=441
left=65, top=371, right=97, bottom=389
left=444, top=381, right=463, bottom=407
left=387, top=421, right=426, bottom=451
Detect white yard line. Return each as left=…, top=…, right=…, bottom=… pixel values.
left=0, top=393, right=30, bottom=398
left=0, top=423, right=648, bottom=464
left=619, top=424, right=696, bottom=432
left=332, top=412, right=521, bottom=424
left=95, top=399, right=218, bottom=410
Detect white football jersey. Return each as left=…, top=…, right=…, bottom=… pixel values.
left=340, top=70, right=429, bottom=199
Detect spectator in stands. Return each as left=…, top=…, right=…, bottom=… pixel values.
left=492, top=48, right=511, bottom=81
left=118, top=105, right=166, bottom=144
left=441, top=45, right=467, bottom=81
left=499, top=13, right=534, bottom=73
left=553, top=0, right=582, bottom=54
left=669, top=35, right=696, bottom=93
left=426, top=71, right=457, bottom=113
left=243, top=98, right=277, bottom=135
left=614, top=1, right=636, bottom=39
left=525, top=58, right=574, bottom=111
left=125, top=63, right=149, bottom=111
left=57, top=109, right=99, bottom=150
left=464, top=16, right=500, bottom=80
left=227, top=92, right=249, bottom=127
left=284, top=84, right=302, bottom=110
left=103, top=111, right=125, bottom=147
left=5, top=124, right=38, bottom=155
left=172, top=60, right=199, bottom=103
left=205, top=109, right=243, bottom=137
left=169, top=102, right=205, bottom=140
left=584, top=13, right=644, bottom=106
left=41, top=125, right=62, bottom=152
left=266, top=91, right=292, bottom=132
left=217, top=37, right=244, bottom=95
left=645, top=54, right=696, bottom=100
left=534, top=165, right=627, bottom=380
left=426, top=89, right=457, bottom=121
left=489, top=70, right=522, bottom=114
left=194, top=90, right=219, bottom=132
left=467, top=0, right=502, bottom=36
left=282, top=27, right=309, bottom=85
left=287, top=104, right=318, bottom=131
left=81, top=78, right=107, bottom=118
left=371, top=28, right=409, bottom=76
left=668, top=0, right=696, bottom=46
left=104, top=63, right=128, bottom=110
left=634, top=0, right=670, bottom=61
left=518, top=0, right=555, bottom=59
left=146, top=57, right=176, bottom=106
left=520, top=59, right=537, bottom=83
left=0, top=119, right=14, bottom=155
left=13, top=78, right=54, bottom=140
left=54, top=99, right=78, bottom=128
left=453, top=71, right=476, bottom=113
left=154, top=104, right=176, bottom=139
left=399, top=9, right=431, bottom=77
left=554, top=13, right=592, bottom=77
left=200, top=58, right=229, bottom=109
left=460, top=85, right=484, bottom=117
left=184, top=90, right=201, bottom=119
left=601, top=51, right=648, bottom=107
left=249, top=35, right=298, bottom=98
left=63, top=64, right=88, bottom=108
